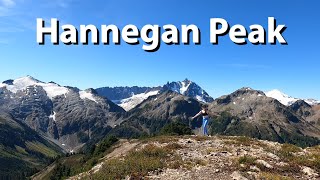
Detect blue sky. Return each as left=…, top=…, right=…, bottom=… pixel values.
left=0, top=0, right=319, bottom=99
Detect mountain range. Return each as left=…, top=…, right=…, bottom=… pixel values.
left=96, top=78, right=214, bottom=111
left=0, top=76, right=320, bottom=178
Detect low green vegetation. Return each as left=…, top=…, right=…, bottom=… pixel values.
left=238, top=155, right=257, bottom=166
left=237, top=155, right=258, bottom=172
left=92, top=143, right=184, bottom=179
left=259, top=172, right=293, bottom=180
left=94, top=144, right=168, bottom=179
left=0, top=117, right=62, bottom=179
left=276, top=143, right=301, bottom=159
left=159, top=121, right=192, bottom=136
left=46, top=136, right=119, bottom=180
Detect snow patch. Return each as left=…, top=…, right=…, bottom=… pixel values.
left=304, top=99, right=320, bottom=106
left=41, top=83, right=69, bottom=99
left=79, top=91, right=98, bottom=103
left=265, top=89, right=299, bottom=106
left=265, top=89, right=320, bottom=106
left=196, top=95, right=205, bottom=103
left=0, top=76, right=69, bottom=99
left=49, top=111, right=56, bottom=122
left=116, top=90, right=159, bottom=111
left=180, top=81, right=191, bottom=95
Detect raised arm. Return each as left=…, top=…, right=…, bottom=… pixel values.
left=192, top=111, right=202, bottom=120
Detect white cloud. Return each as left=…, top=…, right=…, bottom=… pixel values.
left=1, top=0, right=15, bottom=7
left=0, top=0, right=16, bottom=17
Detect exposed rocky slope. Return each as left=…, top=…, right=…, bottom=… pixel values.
left=108, top=88, right=320, bottom=147
left=0, top=76, right=125, bottom=152
left=67, top=136, right=320, bottom=180
left=107, top=91, right=203, bottom=138
left=208, top=88, right=320, bottom=147
left=290, top=102, right=320, bottom=129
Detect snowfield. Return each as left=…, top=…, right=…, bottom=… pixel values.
left=0, top=76, right=100, bottom=104
left=114, top=90, right=159, bottom=111
left=265, top=89, right=320, bottom=106
left=79, top=90, right=99, bottom=103
left=0, top=76, right=69, bottom=99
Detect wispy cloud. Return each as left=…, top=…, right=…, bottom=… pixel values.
left=0, top=0, right=75, bottom=45
left=1, top=0, right=15, bottom=7
left=218, top=63, right=271, bottom=69
left=0, top=0, right=17, bottom=17
left=42, top=0, right=75, bottom=9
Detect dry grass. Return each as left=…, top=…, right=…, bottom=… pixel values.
left=92, top=143, right=186, bottom=179
left=142, top=136, right=179, bottom=144
left=93, top=144, right=168, bottom=179
left=192, top=135, right=211, bottom=142
left=259, top=172, right=293, bottom=180
left=223, top=136, right=254, bottom=147
left=238, top=155, right=257, bottom=166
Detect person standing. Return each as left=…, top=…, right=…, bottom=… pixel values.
left=191, top=104, right=210, bottom=136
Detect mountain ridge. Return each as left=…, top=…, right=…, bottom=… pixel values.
left=1, top=76, right=320, bottom=179
left=96, top=78, right=214, bottom=111
left=1, top=76, right=320, bottom=149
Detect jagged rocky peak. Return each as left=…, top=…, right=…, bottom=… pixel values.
left=96, top=78, right=213, bottom=111
left=290, top=100, right=312, bottom=110
left=163, top=78, right=214, bottom=103
left=289, top=100, right=313, bottom=118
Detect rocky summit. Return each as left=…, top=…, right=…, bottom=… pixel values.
left=54, top=136, right=319, bottom=180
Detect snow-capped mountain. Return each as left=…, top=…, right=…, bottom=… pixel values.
left=0, top=76, right=69, bottom=99
left=0, top=76, right=125, bottom=151
left=0, top=76, right=102, bottom=103
left=96, top=79, right=214, bottom=111
left=265, top=89, right=320, bottom=106
left=162, top=79, right=214, bottom=103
